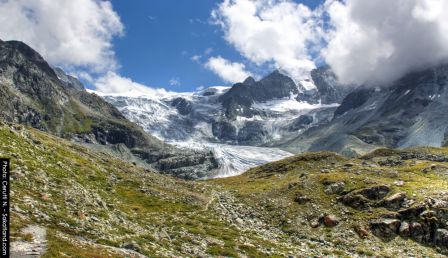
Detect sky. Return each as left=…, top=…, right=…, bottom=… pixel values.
left=0, top=0, right=448, bottom=94
left=110, top=0, right=324, bottom=91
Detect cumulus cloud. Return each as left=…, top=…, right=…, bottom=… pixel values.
left=212, top=0, right=448, bottom=86
left=323, top=0, right=448, bottom=85
left=94, top=72, right=170, bottom=96
left=205, top=56, right=252, bottom=83
left=211, top=0, right=323, bottom=81
left=0, top=0, right=123, bottom=73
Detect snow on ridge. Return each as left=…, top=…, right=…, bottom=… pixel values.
left=88, top=85, right=231, bottom=100
left=253, top=99, right=339, bottom=112
left=87, top=88, right=193, bottom=100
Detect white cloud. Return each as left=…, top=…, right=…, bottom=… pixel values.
left=211, top=0, right=323, bottom=81
left=322, top=0, right=448, bottom=85
left=191, top=55, right=202, bottom=62
left=0, top=0, right=123, bottom=73
left=169, top=77, right=181, bottom=86
left=196, top=85, right=205, bottom=91
left=205, top=56, right=252, bottom=84
left=212, top=0, right=448, bottom=86
left=204, top=47, right=213, bottom=55
left=94, top=72, right=170, bottom=97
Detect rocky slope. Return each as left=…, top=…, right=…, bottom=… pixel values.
left=0, top=39, right=217, bottom=179
left=3, top=122, right=447, bottom=257
left=284, top=64, right=448, bottom=156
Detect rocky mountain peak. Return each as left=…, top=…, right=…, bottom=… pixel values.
left=0, top=40, right=57, bottom=79
left=242, top=76, right=256, bottom=85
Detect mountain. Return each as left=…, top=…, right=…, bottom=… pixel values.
left=4, top=122, right=447, bottom=257
left=0, top=40, right=217, bottom=179
left=283, top=64, right=448, bottom=156
left=97, top=68, right=349, bottom=176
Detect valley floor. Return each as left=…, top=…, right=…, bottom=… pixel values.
left=1, top=122, right=447, bottom=257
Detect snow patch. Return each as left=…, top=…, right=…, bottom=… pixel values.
left=299, top=79, right=317, bottom=90
left=253, top=99, right=338, bottom=112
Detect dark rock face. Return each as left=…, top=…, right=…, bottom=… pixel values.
left=219, top=70, right=301, bottom=119
left=171, top=97, right=193, bottom=115
left=212, top=121, right=237, bottom=142
left=334, top=88, right=374, bottom=118
left=311, top=66, right=352, bottom=104
left=288, top=115, right=314, bottom=131
left=0, top=40, right=218, bottom=179
left=237, top=121, right=269, bottom=145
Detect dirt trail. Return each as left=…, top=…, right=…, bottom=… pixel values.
left=10, top=225, right=47, bottom=258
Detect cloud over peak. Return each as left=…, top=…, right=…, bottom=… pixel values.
left=211, top=0, right=321, bottom=82
left=0, top=0, right=124, bottom=73
left=212, top=0, right=448, bottom=86
left=205, top=56, right=252, bottom=84
left=323, top=0, right=448, bottom=85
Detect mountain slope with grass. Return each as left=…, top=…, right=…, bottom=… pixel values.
left=3, top=121, right=447, bottom=257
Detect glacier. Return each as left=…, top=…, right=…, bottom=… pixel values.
left=88, top=83, right=337, bottom=177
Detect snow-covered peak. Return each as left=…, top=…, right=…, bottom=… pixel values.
left=87, top=88, right=194, bottom=101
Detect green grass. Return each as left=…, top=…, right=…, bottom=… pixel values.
left=2, top=122, right=447, bottom=257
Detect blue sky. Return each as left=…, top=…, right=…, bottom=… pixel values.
left=111, top=0, right=324, bottom=92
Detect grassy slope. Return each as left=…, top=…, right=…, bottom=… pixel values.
left=1, top=122, right=447, bottom=257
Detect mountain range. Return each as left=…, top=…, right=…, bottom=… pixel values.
left=2, top=40, right=448, bottom=257
left=2, top=39, right=448, bottom=179
left=96, top=58, right=448, bottom=177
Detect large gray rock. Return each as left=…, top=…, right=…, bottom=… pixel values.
left=370, top=219, right=401, bottom=239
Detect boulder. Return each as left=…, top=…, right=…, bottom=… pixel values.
left=379, top=192, right=407, bottom=210
left=321, top=215, right=340, bottom=227
left=435, top=229, right=448, bottom=248
left=122, top=241, right=141, bottom=252
left=339, top=194, right=371, bottom=209
left=339, top=185, right=392, bottom=209
left=356, top=185, right=391, bottom=200
left=324, top=182, right=345, bottom=195
left=410, top=222, right=424, bottom=242
left=354, top=225, right=369, bottom=238
left=398, top=221, right=410, bottom=237
left=370, top=219, right=401, bottom=239
left=294, top=193, right=311, bottom=204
